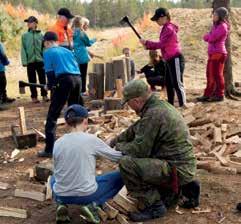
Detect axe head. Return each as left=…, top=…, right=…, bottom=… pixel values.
left=19, top=81, right=26, bottom=94
left=120, top=16, right=130, bottom=25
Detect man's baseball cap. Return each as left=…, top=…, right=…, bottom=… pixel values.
left=151, top=8, right=169, bottom=21
left=24, top=16, right=38, bottom=23
left=122, top=80, right=149, bottom=105
left=43, top=32, right=58, bottom=42
left=57, top=8, right=74, bottom=19
left=64, top=104, right=88, bottom=121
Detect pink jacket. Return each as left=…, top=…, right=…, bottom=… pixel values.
left=145, top=22, right=181, bottom=61
left=203, top=21, right=228, bottom=55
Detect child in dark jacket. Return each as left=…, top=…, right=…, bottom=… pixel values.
left=140, top=8, right=186, bottom=107
left=197, top=7, right=229, bottom=102
left=0, top=42, right=15, bottom=104
left=21, top=16, right=48, bottom=103
left=137, top=50, right=165, bottom=91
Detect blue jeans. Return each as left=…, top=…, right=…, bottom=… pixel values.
left=51, top=171, right=124, bottom=206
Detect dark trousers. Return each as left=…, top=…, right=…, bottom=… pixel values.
left=79, top=63, right=88, bottom=93
left=27, top=62, right=47, bottom=98
left=0, top=71, right=7, bottom=101
left=166, top=54, right=186, bottom=107
left=45, top=75, right=83, bottom=153
left=147, top=76, right=164, bottom=90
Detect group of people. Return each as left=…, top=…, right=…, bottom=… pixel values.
left=0, top=5, right=232, bottom=224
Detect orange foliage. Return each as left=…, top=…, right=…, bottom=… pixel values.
left=111, top=33, right=130, bottom=48
left=4, top=3, right=27, bottom=19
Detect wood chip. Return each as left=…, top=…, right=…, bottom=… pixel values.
left=0, top=206, right=27, bottom=219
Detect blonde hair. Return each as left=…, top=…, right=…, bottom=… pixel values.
left=72, top=16, right=90, bottom=30
left=149, top=50, right=161, bottom=65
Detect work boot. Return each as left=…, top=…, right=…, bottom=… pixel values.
left=2, top=96, right=15, bottom=104
left=207, top=96, right=224, bottom=102
left=80, top=203, right=100, bottom=224
left=129, top=200, right=167, bottom=222
left=37, top=150, right=52, bottom=158
left=196, top=95, right=209, bottom=102
left=56, top=204, right=70, bottom=224
left=179, top=180, right=200, bottom=209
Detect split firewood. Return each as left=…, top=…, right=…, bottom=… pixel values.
left=116, top=214, right=130, bottom=224
left=0, top=182, right=10, bottom=190
left=192, top=208, right=211, bottom=214
left=103, top=202, right=119, bottom=219
left=46, top=176, right=52, bottom=201
left=214, top=127, right=222, bottom=144
left=97, top=208, right=108, bottom=222
left=213, top=152, right=229, bottom=167
left=0, top=207, right=27, bottom=219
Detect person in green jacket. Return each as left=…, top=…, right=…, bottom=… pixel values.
left=21, top=16, right=48, bottom=103
left=110, top=80, right=200, bottom=222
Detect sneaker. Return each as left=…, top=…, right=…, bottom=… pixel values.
left=207, top=96, right=224, bottom=102
left=42, top=96, right=49, bottom=102
left=196, top=96, right=209, bottom=102
left=56, top=204, right=70, bottom=224
left=80, top=203, right=100, bottom=224
left=2, top=97, right=15, bottom=104
left=32, top=98, right=40, bottom=103
left=179, top=180, right=200, bottom=209
left=37, top=150, right=52, bottom=158
left=129, top=200, right=167, bottom=222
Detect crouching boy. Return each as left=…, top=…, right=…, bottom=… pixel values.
left=51, top=104, right=123, bottom=223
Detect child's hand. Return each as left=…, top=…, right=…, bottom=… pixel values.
left=140, top=38, right=147, bottom=46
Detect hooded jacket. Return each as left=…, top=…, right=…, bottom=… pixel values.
left=21, top=30, right=43, bottom=66
left=145, top=22, right=182, bottom=61
left=203, top=21, right=228, bottom=56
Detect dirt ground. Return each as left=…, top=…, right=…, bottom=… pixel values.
left=1, top=7, right=241, bottom=224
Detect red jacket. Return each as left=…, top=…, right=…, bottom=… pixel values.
left=145, top=22, right=182, bottom=61
left=49, top=20, right=73, bottom=47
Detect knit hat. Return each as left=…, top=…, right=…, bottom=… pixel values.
left=215, top=7, right=229, bottom=20
left=64, top=104, right=88, bottom=121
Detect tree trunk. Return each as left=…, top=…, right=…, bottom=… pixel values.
left=212, top=0, right=241, bottom=97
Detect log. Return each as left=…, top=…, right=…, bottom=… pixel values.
left=104, top=98, right=123, bottom=111
left=14, top=189, right=45, bottom=202
left=0, top=182, right=10, bottom=190
left=214, top=128, right=223, bottom=144
left=89, top=100, right=104, bottom=110
left=103, top=202, right=119, bottom=219
left=97, top=208, right=108, bottom=222
left=35, top=160, right=53, bottom=182
left=116, top=79, right=123, bottom=98
left=113, top=188, right=137, bottom=212
left=89, top=72, right=104, bottom=100
left=105, top=62, right=115, bottom=91
left=0, top=207, right=27, bottom=219
left=116, top=214, right=129, bottom=224
left=93, top=63, right=105, bottom=99
left=113, top=59, right=127, bottom=84
left=125, top=58, right=132, bottom=81
left=18, top=107, right=27, bottom=135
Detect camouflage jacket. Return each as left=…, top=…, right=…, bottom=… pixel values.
left=115, top=94, right=196, bottom=184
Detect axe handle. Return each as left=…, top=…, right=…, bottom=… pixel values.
left=126, top=20, right=142, bottom=39
left=21, top=81, right=45, bottom=88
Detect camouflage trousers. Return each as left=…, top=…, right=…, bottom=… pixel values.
left=119, top=156, right=178, bottom=208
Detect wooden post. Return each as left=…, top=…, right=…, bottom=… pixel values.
left=116, top=79, right=123, bottom=98
left=18, top=107, right=27, bottom=135
left=125, top=57, right=132, bottom=81
left=104, top=98, right=123, bottom=111
left=113, top=59, right=127, bottom=84
left=93, top=63, right=105, bottom=99
left=105, top=62, right=115, bottom=91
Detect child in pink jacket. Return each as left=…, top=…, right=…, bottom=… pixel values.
left=197, top=7, right=229, bottom=102
left=140, top=8, right=186, bottom=107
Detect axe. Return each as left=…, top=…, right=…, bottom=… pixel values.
left=19, top=81, right=46, bottom=94
left=119, top=16, right=142, bottom=39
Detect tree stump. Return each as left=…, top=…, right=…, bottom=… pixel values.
left=113, top=59, right=127, bottom=84
left=104, top=98, right=123, bottom=111
left=105, top=62, right=115, bottom=91
left=125, top=57, right=132, bottom=81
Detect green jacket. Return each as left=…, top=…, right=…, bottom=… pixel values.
left=115, top=94, right=196, bottom=185
left=21, top=30, right=43, bottom=66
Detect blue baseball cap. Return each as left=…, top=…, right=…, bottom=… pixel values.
left=64, top=104, right=88, bottom=121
